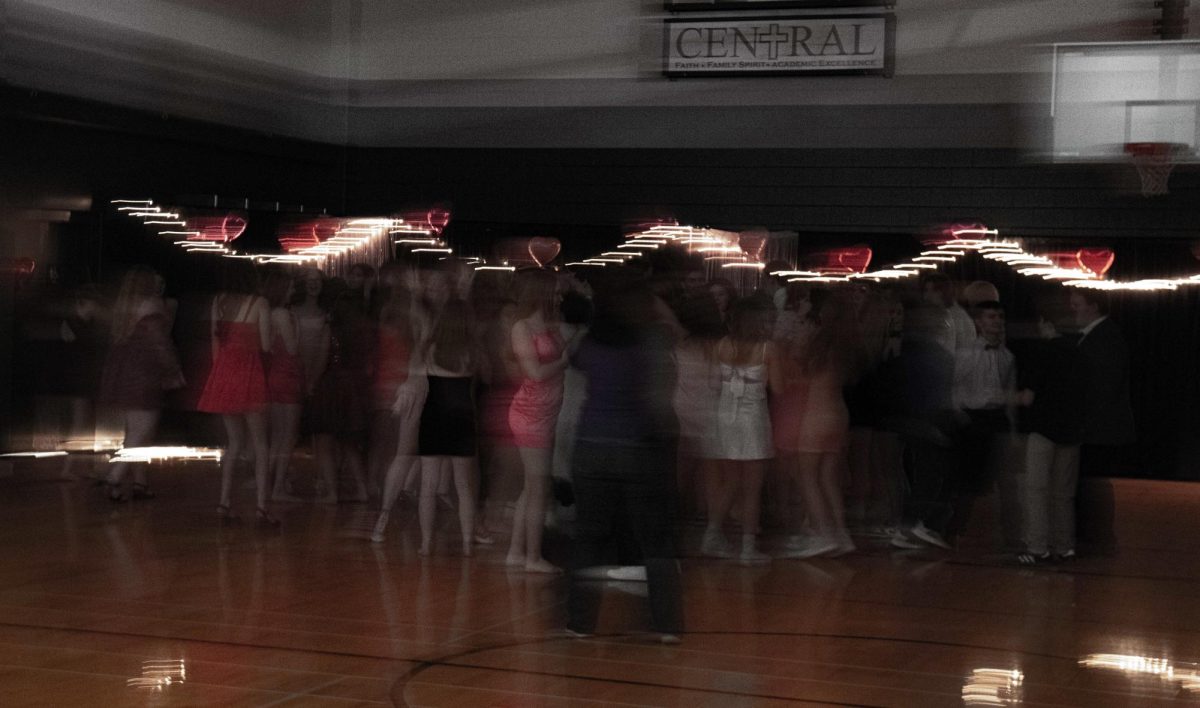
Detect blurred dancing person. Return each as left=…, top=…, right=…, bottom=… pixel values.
left=673, top=294, right=723, bottom=522
left=372, top=267, right=444, bottom=542
left=197, top=262, right=275, bottom=524
left=308, top=289, right=373, bottom=504
left=566, top=272, right=683, bottom=641
left=261, top=270, right=304, bottom=502
left=774, top=291, right=856, bottom=558
left=1070, top=290, right=1134, bottom=556
left=99, top=267, right=185, bottom=500
left=367, top=265, right=413, bottom=499
left=1017, top=300, right=1086, bottom=564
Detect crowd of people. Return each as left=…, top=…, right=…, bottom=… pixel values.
left=14, top=248, right=1136, bottom=640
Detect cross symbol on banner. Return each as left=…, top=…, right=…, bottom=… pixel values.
left=757, top=24, right=790, bottom=60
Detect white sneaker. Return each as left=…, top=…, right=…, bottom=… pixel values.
left=369, top=513, right=388, bottom=544
left=779, top=537, right=839, bottom=559
left=738, top=547, right=772, bottom=564
left=606, top=565, right=648, bottom=581
left=701, top=532, right=736, bottom=559
left=784, top=534, right=811, bottom=551
left=829, top=534, right=856, bottom=557
left=911, top=521, right=952, bottom=550
left=889, top=528, right=923, bottom=550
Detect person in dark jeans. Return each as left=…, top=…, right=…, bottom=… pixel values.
left=565, top=270, right=683, bottom=642
left=887, top=304, right=959, bottom=550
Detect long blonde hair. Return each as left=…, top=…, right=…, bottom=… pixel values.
left=110, top=266, right=161, bottom=343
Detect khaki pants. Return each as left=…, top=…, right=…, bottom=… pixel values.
left=1021, top=433, right=1080, bottom=555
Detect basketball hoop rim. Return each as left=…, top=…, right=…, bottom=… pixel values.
left=1124, top=141, right=1191, bottom=159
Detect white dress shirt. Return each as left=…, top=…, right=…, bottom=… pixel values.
left=953, top=336, right=1016, bottom=410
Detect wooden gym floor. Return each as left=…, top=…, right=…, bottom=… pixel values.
left=0, top=456, right=1198, bottom=707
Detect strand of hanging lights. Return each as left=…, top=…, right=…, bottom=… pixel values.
left=113, top=199, right=451, bottom=276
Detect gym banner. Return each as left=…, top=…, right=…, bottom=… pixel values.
left=663, top=14, right=894, bottom=77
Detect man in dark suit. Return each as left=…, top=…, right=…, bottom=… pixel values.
left=1069, top=290, right=1136, bottom=556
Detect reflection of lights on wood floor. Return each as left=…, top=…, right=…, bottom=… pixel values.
left=127, top=660, right=185, bottom=690
left=0, top=451, right=68, bottom=458
left=109, top=447, right=222, bottom=463
left=1080, top=654, right=1200, bottom=692
left=963, top=668, right=1024, bottom=706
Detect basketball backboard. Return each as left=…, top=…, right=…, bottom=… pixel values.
left=1050, top=40, right=1200, bottom=164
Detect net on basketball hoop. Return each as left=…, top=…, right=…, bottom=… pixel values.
left=1124, top=142, right=1188, bottom=196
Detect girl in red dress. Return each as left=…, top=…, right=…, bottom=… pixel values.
left=197, top=262, right=275, bottom=524
left=261, top=269, right=304, bottom=503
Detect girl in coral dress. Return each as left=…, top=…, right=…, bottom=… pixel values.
left=771, top=291, right=857, bottom=558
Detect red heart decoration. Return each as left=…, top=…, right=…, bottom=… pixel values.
left=1044, top=251, right=1081, bottom=270
left=221, top=214, right=246, bottom=243
left=426, top=207, right=451, bottom=234
left=1076, top=248, right=1114, bottom=276
left=835, top=245, right=873, bottom=274
left=528, top=237, right=561, bottom=267
left=190, top=213, right=247, bottom=243
left=311, top=218, right=341, bottom=242
left=739, top=229, right=769, bottom=260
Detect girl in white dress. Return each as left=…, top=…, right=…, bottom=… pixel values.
left=704, top=298, right=776, bottom=563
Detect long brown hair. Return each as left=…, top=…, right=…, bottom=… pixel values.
left=429, top=298, right=474, bottom=373
left=513, top=268, right=558, bottom=321
left=794, top=290, right=856, bottom=378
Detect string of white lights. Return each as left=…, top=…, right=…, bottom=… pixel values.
left=115, top=202, right=1199, bottom=292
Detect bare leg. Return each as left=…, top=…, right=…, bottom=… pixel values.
left=245, top=411, right=271, bottom=513
left=845, top=428, right=872, bottom=527
left=817, top=452, right=850, bottom=542
left=341, top=439, right=370, bottom=502
left=506, top=459, right=529, bottom=567
left=314, top=433, right=338, bottom=503
left=418, top=456, right=443, bottom=555
left=704, top=460, right=736, bottom=537
left=740, top=460, right=765, bottom=542
left=219, top=415, right=245, bottom=510
left=514, top=446, right=556, bottom=573
left=452, top=456, right=478, bottom=556
left=106, top=409, right=161, bottom=492
left=269, top=403, right=303, bottom=501
left=366, top=411, right=398, bottom=499
left=373, top=415, right=421, bottom=541
left=794, top=452, right=833, bottom=536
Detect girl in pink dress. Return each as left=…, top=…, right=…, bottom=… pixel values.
left=197, top=262, right=275, bottom=525
left=506, top=269, right=577, bottom=574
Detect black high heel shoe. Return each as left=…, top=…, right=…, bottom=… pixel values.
left=255, top=507, right=281, bottom=528
left=131, top=483, right=156, bottom=500
left=103, top=480, right=126, bottom=502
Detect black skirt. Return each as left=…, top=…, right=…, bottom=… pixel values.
left=418, top=375, right=477, bottom=457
